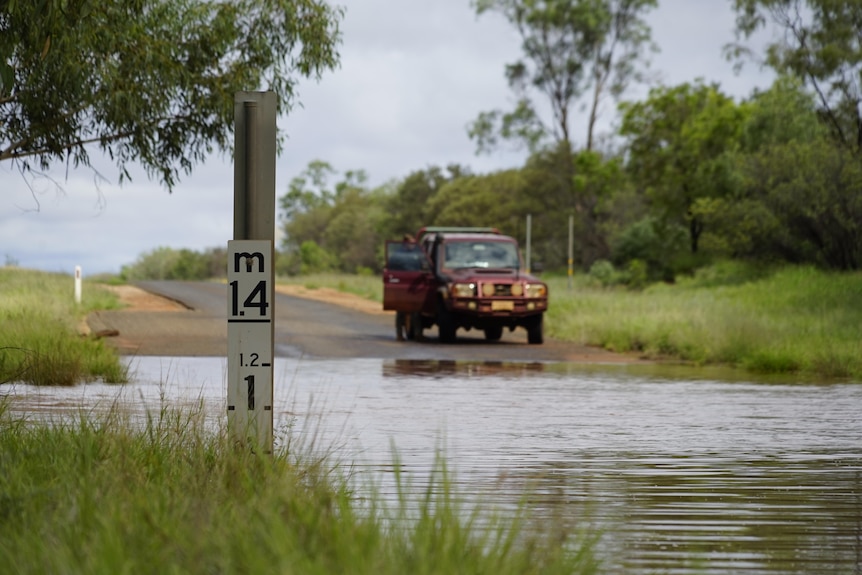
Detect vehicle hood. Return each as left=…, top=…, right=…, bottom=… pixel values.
left=442, top=268, right=542, bottom=283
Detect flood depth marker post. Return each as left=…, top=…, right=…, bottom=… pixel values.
left=74, top=265, right=82, bottom=304
left=228, top=91, right=277, bottom=453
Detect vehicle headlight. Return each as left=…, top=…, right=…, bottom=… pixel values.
left=510, top=283, right=523, bottom=297
left=452, top=282, right=476, bottom=298
left=481, top=283, right=495, bottom=297
left=525, top=283, right=546, bottom=298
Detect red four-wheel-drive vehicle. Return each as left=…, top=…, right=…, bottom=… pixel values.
left=382, top=227, right=548, bottom=344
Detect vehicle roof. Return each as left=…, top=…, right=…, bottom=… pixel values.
left=417, top=226, right=500, bottom=235
left=416, top=226, right=514, bottom=242
left=432, top=233, right=516, bottom=242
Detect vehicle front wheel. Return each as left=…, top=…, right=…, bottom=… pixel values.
left=484, top=326, right=503, bottom=341
left=437, top=306, right=456, bottom=343
left=527, top=314, right=544, bottom=345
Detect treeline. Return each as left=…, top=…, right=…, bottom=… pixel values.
left=120, top=246, right=228, bottom=281
left=122, top=77, right=862, bottom=284
left=276, top=77, right=861, bottom=281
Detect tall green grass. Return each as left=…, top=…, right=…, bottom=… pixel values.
left=546, top=264, right=862, bottom=378
left=0, top=402, right=597, bottom=574
left=0, top=268, right=127, bottom=385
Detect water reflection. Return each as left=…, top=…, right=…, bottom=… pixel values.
left=382, top=359, right=546, bottom=378
left=1, top=356, right=860, bottom=574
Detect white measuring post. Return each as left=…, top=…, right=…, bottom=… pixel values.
left=229, top=91, right=276, bottom=453
left=227, top=240, right=274, bottom=452
left=74, top=266, right=82, bottom=304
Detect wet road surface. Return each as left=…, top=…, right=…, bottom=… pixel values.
left=87, top=280, right=636, bottom=363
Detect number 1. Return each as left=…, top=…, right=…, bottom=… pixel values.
left=245, top=374, right=255, bottom=410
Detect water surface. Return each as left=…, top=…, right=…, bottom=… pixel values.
left=4, top=357, right=861, bottom=574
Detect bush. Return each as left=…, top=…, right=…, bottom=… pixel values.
left=626, top=259, right=648, bottom=290
left=612, top=217, right=687, bottom=282
left=588, top=260, right=619, bottom=286
left=300, top=240, right=338, bottom=274
left=121, top=246, right=225, bottom=281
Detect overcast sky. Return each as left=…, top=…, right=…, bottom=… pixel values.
left=1, top=0, right=776, bottom=275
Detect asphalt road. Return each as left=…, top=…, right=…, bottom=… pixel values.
left=88, top=280, right=631, bottom=363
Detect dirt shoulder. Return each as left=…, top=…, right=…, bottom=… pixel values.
left=97, top=283, right=385, bottom=315
left=102, top=284, right=189, bottom=312
left=272, top=285, right=387, bottom=316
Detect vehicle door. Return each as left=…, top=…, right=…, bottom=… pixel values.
left=383, top=241, right=433, bottom=312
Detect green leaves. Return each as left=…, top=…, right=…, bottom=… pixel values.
left=470, top=0, right=656, bottom=153
left=620, top=81, right=747, bottom=254
left=0, top=61, right=12, bottom=99
left=0, top=0, right=343, bottom=190
left=730, top=0, right=862, bottom=151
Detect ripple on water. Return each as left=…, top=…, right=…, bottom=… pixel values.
left=2, top=355, right=861, bottom=574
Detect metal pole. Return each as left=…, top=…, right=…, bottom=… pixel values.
left=568, top=215, right=574, bottom=291
left=233, top=92, right=276, bottom=243
left=526, top=214, right=532, bottom=274
left=229, top=92, right=277, bottom=454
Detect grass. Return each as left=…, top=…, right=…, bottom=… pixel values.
left=0, top=401, right=597, bottom=574
left=281, top=263, right=862, bottom=379
left=545, top=263, right=862, bottom=379
left=0, top=268, right=128, bottom=385
left=277, top=272, right=383, bottom=303
left=1, top=267, right=596, bottom=572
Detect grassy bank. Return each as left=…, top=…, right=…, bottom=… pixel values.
left=546, top=264, right=862, bottom=379
left=0, top=268, right=127, bottom=385
left=0, top=402, right=595, bottom=574
left=281, top=265, right=862, bottom=379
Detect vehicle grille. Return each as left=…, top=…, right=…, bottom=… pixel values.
left=490, top=284, right=512, bottom=296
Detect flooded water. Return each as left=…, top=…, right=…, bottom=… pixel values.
left=4, top=356, right=862, bottom=574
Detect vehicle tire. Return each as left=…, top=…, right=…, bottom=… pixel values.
left=408, top=311, right=424, bottom=341
left=527, top=314, right=544, bottom=345
left=484, top=326, right=503, bottom=341
left=395, top=312, right=406, bottom=341
left=437, top=305, right=457, bottom=343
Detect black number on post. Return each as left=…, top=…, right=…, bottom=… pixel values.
left=229, top=280, right=239, bottom=316
left=245, top=374, right=255, bottom=410
left=244, top=281, right=268, bottom=316
left=229, top=280, right=269, bottom=317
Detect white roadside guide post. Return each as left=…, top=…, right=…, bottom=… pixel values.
left=227, top=91, right=277, bottom=454
left=74, top=266, right=82, bottom=304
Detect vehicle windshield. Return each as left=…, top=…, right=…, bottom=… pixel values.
left=442, top=241, right=520, bottom=270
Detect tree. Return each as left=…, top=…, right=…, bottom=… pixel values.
left=278, top=161, right=387, bottom=274
left=619, top=81, right=747, bottom=255
left=0, top=0, right=342, bottom=191
left=730, top=0, right=862, bottom=151
left=687, top=77, right=820, bottom=261
left=724, top=78, right=862, bottom=269
left=425, top=169, right=529, bottom=229
left=468, top=0, right=656, bottom=154
left=519, top=146, right=632, bottom=269
left=469, top=0, right=655, bottom=273
left=383, top=165, right=469, bottom=238
left=743, top=137, right=862, bottom=269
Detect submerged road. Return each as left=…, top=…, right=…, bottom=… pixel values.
left=87, top=280, right=636, bottom=363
